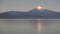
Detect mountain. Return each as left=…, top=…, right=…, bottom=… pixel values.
left=0, top=6, right=60, bottom=19
left=28, top=8, right=60, bottom=18
left=0, top=11, right=28, bottom=18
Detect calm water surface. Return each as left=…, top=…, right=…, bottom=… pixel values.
left=0, top=19, right=60, bottom=34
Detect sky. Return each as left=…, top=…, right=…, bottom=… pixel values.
left=0, top=0, right=60, bottom=12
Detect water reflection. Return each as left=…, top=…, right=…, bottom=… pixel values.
left=0, top=19, right=60, bottom=34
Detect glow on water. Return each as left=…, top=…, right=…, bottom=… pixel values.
left=37, top=20, right=43, bottom=34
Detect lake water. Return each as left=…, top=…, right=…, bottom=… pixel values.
left=0, top=19, right=60, bottom=34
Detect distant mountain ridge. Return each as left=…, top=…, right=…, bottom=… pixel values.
left=0, top=6, right=60, bottom=19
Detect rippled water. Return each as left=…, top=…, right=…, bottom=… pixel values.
left=0, top=19, right=60, bottom=34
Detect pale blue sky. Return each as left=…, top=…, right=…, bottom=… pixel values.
left=0, top=0, right=60, bottom=12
